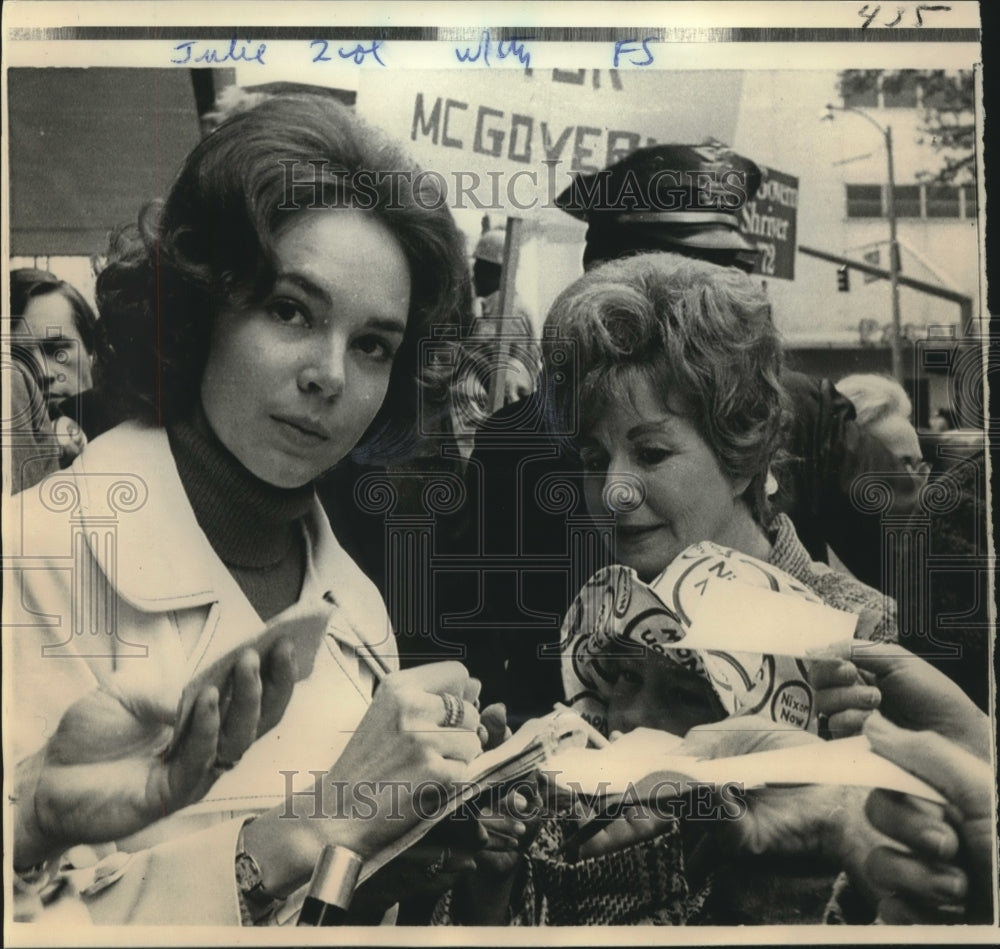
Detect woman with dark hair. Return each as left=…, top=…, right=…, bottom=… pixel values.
left=93, top=94, right=465, bottom=456
left=8, top=94, right=493, bottom=926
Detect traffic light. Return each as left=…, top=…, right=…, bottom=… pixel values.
left=836, top=266, right=850, bottom=292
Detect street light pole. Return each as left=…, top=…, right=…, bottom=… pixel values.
left=883, top=125, right=904, bottom=382
left=825, top=104, right=905, bottom=382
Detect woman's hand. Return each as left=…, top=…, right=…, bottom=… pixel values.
left=246, top=661, right=485, bottom=898
left=682, top=718, right=904, bottom=891
left=673, top=717, right=867, bottom=862
left=348, top=777, right=529, bottom=924
left=861, top=712, right=992, bottom=923
left=348, top=839, right=479, bottom=923
left=15, top=639, right=296, bottom=869
left=591, top=719, right=818, bottom=858
left=564, top=722, right=806, bottom=861
left=677, top=714, right=989, bottom=920
left=444, top=784, right=542, bottom=925
left=325, top=662, right=484, bottom=854
left=479, top=702, right=513, bottom=750
left=575, top=797, right=674, bottom=860
left=572, top=720, right=869, bottom=865
left=808, top=641, right=991, bottom=756
left=473, top=786, right=540, bottom=877
left=53, top=414, right=87, bottom=464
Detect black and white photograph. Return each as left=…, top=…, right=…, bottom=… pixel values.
left=3, top=1, right=995, bottom=943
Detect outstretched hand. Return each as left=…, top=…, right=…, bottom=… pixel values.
left=16, top=639, right=297, bottom=868
left=676, top=717, right=871, bottom=865
left=348, top=838, right=479, bottom=923
left=862, top=712, right=992, bottom=923
left=808, top=640, right=991, bottom=757
left=473, top=785, right=541, bottom=877
left=444, top=783, right=542, bottom=925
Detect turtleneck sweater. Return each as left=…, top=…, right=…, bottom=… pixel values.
left=167, top=409, right=314, bottom=621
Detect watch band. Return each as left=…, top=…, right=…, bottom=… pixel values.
left=234, top=818, right=281, bottom=925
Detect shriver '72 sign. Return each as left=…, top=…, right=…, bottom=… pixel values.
left=742, top=164, right=799, bottom=280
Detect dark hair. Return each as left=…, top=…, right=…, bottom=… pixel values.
left=543, top=252, right=787, bottom=524
left=95, top=94, right=470, bottom=460
left=10, top=268, right=98, bottom=355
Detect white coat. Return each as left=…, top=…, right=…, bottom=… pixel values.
left=4, top=421, right=398, bottom=925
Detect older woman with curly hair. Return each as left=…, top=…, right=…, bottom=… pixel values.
left=8, top=94, right=494, bottom=927
left=546, top=254, right=897, bottom=734
left=547, top=252, right=896, bottom=618
left=436, top=252, right=899, bottom=926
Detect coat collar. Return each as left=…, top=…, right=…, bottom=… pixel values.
left=27, top=421, right=395, bottom=676
left=71, top=421, right=239, bottom=611
left=70, top=422, right=377, bottom=623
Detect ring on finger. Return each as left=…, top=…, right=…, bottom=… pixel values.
left=440, top=692, right=464, bottom=728
left=425, top=847, right=451, bottom=878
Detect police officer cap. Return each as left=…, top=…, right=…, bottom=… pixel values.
left=556, top=142, right=762, bottom=266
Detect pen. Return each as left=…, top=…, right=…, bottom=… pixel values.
left=559, top=807, right=619, bottom=859
left=323, top=590, right=393, bottom=683
left=359, top=642, right=392, bottom=683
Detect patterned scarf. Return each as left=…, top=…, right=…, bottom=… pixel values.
left=560, top=540, right=838, bottom=736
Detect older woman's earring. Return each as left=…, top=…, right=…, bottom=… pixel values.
left=765, top=468, right=779, bottom=497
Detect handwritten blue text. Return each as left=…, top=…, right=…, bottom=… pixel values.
left=455, top=30, right=531, bottom=69
left=310, top=39, right=386, bottom=66
left=171, top=39, right=266, bottom=66
left=613, top=38, right=656, bottom=67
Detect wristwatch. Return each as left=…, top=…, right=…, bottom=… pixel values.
left=235, top=820, right=280, bottom=924
left=235, top=849, right=269, bottom=902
